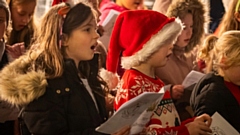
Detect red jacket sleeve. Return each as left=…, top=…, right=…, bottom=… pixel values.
left=181, top=117, right=195, bottom=125
left=146, top=117, right=195, bottom=135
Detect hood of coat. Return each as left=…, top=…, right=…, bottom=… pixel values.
left=167, top=0, right=209, bottom=53
left=0, top=55, right=47, bottom=106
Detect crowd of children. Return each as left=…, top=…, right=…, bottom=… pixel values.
left=0, top=0, right=239, bottom=134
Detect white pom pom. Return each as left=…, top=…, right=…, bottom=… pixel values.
left=100, top=68, right=120, bottom=90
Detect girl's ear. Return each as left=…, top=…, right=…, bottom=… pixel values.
left=61, top=33, right=69, bottom=47
left=220, top=56, right=226, bottom=63
left=234, top=12, right=240, bottom=22
left=220, top=56, right=229, bottom=69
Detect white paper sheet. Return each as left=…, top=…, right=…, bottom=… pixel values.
left=159, top=84, right=171, bottom=93
left=210, top=112, right=239, bottom=135
left=182, top=70, right=205, bottom=88
left=99, top=10, right=120, bottom=48
left=96, top=91, right=164, bottom=134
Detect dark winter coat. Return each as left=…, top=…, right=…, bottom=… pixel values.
left=0, top=53, right=109, bottom=135
left=190, top=73, right=240, bottom=132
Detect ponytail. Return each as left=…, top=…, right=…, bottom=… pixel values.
left=198, top=34, right=218, bottom=73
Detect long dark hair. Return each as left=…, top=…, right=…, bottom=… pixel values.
left=31, top=2, right=108, bottom=96
left=79, top=54, right=108, bottom=97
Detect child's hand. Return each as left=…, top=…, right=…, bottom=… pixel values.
left=111, top=126, right=130, bottom=135
left=194, top=113, right=212, bottom=127
left=171, top=85, right=184, bottom=100
left=185, top=121, right=212, bottom=135
left=186, top=114, right=212, bottom=135
left=6, top=42, right=25, bottom=59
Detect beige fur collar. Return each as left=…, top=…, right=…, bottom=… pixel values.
left=0, top=55, right=47, bottom=106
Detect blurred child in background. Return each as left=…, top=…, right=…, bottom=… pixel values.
left=215, top=0, right=240, bottom=36
left=7, top=0, right=36, bottom=49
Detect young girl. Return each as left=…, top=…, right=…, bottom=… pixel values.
left=0, top=2, right=129, bottom=134
left=102, top=10, right=212, bottom=135
left=215, top=0, right=240, bottom=36
left=52, top=0, right=114, bottom=115
left=7, top=0, right=36, bottom=49
left=154, top=0, right=208, bottom=121
left=191, top=30, right=240, bottom=133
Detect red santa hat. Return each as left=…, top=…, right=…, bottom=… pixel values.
left=101, top=10, right=183, bottom=89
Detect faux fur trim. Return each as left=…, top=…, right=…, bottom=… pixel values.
left=121, top=18, right=183, bottom=69
left=167, top=0, right=209, bottom=52
left=0, top=55, right=47, bottom=106
left=100, top=68, right=120, bottom=90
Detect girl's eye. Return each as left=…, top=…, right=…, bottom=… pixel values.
left=85, top=28, right=90, bottom=32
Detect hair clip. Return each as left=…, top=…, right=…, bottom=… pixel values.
left=58, top=3, right=71, bottom=16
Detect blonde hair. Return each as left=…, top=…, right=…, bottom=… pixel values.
left=6, top=0, right=36, bottom=48
left=210, top=31, right=240, bottom=76
left=218, top=0, right=240, bottom=36
left=197, top=34, right=218, bottom=73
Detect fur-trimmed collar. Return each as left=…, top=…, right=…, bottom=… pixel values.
left=167, top=0, right=209, bottom=52
left=0, top=55, right=47, bottom=106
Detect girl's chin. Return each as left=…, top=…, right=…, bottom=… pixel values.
left=158, top=61, right=167, bottom=67
left=15, top=26, right=25, bottom=31
left=177, top=44, right=187, bottom=48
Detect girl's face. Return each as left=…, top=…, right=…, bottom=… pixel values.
left=64, top=15, right=99, bottom=66
left=175, top=13, right=193, bottom=48
left=148, top=43, right=173, bottom=67
left=116, top=0, right=144, bottom=10
left=0, top=8, right=7, bottom=40
left=11, top=1, right=36, bottom=31
left=223, top=64, right=240, bottom=85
